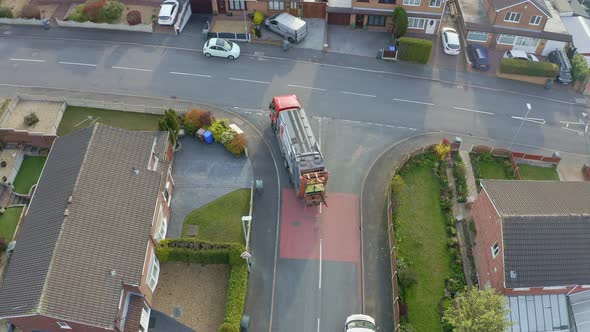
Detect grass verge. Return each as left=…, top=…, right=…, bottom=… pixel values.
left=13, top=156, right=47, bottom=194
left=0, top=207, right=24, bottom=241
left=57, top=106, right=161, bottom=136
left=518, top=164, right=560, bottom=180
left=182, top=189, right=250, bottom=244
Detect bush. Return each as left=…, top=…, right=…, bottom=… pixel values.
left=252, top=11, right=264, bottom=25
left=184, top=108, right=214, bottom=135
left=126, top=9, right=141, bottom=25
left=219, top=130, right=236, bottom=145
left=159, top=109, right=181, bottom=147
left=572, top=53, right=589, bottom=84
left=69, top=5, right=88, bottom=22
left=398, top=37, right=432, bottom=64
left=391, top=7, right=408, bottom=39
left=209, top=119, right=229, bottom=142
left=24, top=112, right=39, bottom=126
left=0, top=7, right=13, bottom=18
left=101, top=0, right=124, bottom=23
left=82, top=0, right=106, bottom=22
left=222, top=263, right=248, bottom=331
left=21, top=4, right=41, bottom=19
left=500, top=58, right=558, bottom=77
left=224, top=134, right=247, bottom=156
left=0, top=237, right=6, bottom=252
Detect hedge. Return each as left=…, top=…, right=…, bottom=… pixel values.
left=500, top=58, right=558, bottom=77
left=157, top=239, right=248, bottom=332
left=398, top=37, right=432, bottom=64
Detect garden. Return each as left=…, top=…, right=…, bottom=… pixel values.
left=57, top=106, right=161, bottom=136
left=12, top=156, right=47, bottom=194
left=0, top=206, right=23, bottom=248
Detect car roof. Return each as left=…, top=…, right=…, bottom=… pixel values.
left=508, top=50, right=527, bottom=57
left=214, top=38, right=228, bottom=46
left=446, top=31, right=460, bottom=44
left=159, top=2, right=176, bottom=15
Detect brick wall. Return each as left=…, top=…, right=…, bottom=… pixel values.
left=10, top=314, right=111, bottom=332
left=493, top=3, right=546, bottom=31
left=0, top=129, right=55, bottom=148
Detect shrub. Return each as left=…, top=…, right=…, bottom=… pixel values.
left=21, top=4, right=41, bottom=19
left=0, top=7, right=13, bottom=18
left=82, top=0, right=106, bottom=22
left=500, top=58, right=558, bottom=77
left=252, top=11, right=264, bottom=25
left=224, top=134, right=247, bottom=156
left=101, top=0, right=124, bottom=23
left=69, top=5, right=88, bottom=22
left=184, top=109, right=215, bottom=132
left=159, top=109, right=181, bottom=147
left=0, top=237, right=6, bottom=252
left=391, top=7, right=408, bottom=39
left=434, top=140, right=451, bottom=161
left=571, top=53, right=589, bottom=84
left=209, top=119, right=229, bottom=142
left=398, top=37, right=432, bottom=64
left=219, top=130, right=236, bottom=145
left=24, top=112, right=39, bottom=126
left=126, top=9, right=141, bottom=25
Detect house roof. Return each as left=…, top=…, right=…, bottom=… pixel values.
left=491, top=0, right=552, bottom=17
left=0, top=124, right=169, bottom=329
left=503, top=215, right=590, bottom=288
left=481, top=179, right=590, bottom=216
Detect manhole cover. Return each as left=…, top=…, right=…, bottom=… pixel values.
left=173, top=306, right=182, bottom=318
left=291, top=220, right=301, bottom=227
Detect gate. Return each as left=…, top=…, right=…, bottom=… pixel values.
left=303, top=2, right=326, bottom=18
left=190, top=0, right=212, bottom=13
left=207, top=31, right=251, bottom=42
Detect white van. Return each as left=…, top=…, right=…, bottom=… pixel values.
left=345, top=314, right=376, bottom=332
left=264, top=12, right=307, bottom=43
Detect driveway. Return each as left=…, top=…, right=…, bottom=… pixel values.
left=148, top=311, right=194, bottom=332
left=258, top=18, right=326, bottom=51
left=327, top=25, right=393, bottom=57
left=168, top=136, right=253, bottom=238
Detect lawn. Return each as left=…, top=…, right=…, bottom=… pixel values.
left=57, top=106, right=161, bottom=136
left=182, top=189, right=250, bottom=244
left=478, top=160, right=509, bottom=180
left=518, top=164, right=560, bottom=180
left=0, top=207, right=24, bottom=241
left=13, top=156, right=47, bottom=194
left=395, top=165, right=451, bottom=331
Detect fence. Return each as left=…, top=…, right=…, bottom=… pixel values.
left=386, top=188, right=401, bottom=332
left=56, top=19, right=153, bottom=33
left=206, top=31, right=251, bottom=42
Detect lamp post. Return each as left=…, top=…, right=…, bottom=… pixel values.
left=508, top=103, right=532, bottom=151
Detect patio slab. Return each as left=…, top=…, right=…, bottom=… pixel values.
left=327, top=25, right=393, bottom=57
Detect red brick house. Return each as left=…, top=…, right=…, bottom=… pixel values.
left=0, top=124, right=174, bottom=332
left=471, top=180, right=590, bottom=296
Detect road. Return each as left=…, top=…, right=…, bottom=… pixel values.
left=1, top=28, right=590, bottom=332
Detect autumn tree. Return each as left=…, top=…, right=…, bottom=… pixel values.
left=443, top=287, right=512, bottom=332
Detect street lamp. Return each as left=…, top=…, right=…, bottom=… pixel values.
left=508, top=103, right=532, bottom=151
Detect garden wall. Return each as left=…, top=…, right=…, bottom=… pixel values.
left=0, top=18, right=44, bottom=26
left=56, top=19, right=153, bottom=32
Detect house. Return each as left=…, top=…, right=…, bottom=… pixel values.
left=210, top=0, right=327, bottom=20
left=456, top=0, right=573, bottom=54
left=326, top=0, right=445, bottom=35
left=470, top=180, right=590, bottom=296
left=0, top=124, right=174, bottom=332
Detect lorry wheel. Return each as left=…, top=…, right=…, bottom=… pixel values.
left=288, top=37, right=294, bottom=43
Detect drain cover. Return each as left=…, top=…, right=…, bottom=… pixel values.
left=173, top=306, right=182, bottom=318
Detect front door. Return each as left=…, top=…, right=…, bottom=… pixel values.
left=217, top=0, right=226, bottom=14
left=425, top=19, right=436, bottom=34
left=355, top=14, right=364, bottom=28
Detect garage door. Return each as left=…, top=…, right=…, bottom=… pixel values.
left=190, top=0, right=212, bottom=13
left=328, top=13, right=350, bottom=25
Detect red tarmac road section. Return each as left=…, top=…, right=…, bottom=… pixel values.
left=279, top=189, right=361, bottom=263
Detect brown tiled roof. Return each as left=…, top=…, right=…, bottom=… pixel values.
left=0, top=124, right=169, bottom=329
left=491, top=0, right=551, bottom=17
left=465, top=22, right=573, bottom=42
left=481, top=180, right=590, bottom=216
left=123, top=295, right=145, bottom=332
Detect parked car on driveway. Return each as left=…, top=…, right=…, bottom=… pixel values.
left=467, top=44, right=490, bottom=71
left=548, top=49, right=573, bottom=84
left=345, top=314, right=376, bottom=332
left=264, top=12, right=307, bottom=43
left=203, top=38, right=240, bottom=60
left=158, top=0, right=179, bottom=25
left=503, top=50, right=539, bottom=62
left=441, top=27, right=460, bottom=55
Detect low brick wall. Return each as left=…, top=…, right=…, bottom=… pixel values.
left=56, top=19, right=153, bottom=33
left=0, top=18, right=44, bottom=26
left=496, top=71, right=553, bottom=86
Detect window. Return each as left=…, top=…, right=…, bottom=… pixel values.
left=403, top=0, right=420, bottom=5
left=379, top=0, right=394, bottom=3
left=163, top=181, right=170, bottom=205
left=429, top=0, right=442, bottom=7
left=367, top=15, right=386, bottom=26
left=497, top=34, right=515, bottom=45
left=147, top=253, right=160, bottom=291
left=290, top=1, right=298, bottom=8
left=229, top=0, right=244, bottom=10
left=504, top=12, right=521, bottom=23
left=529, top=15, right=541, bottom=25
left=408, top=17, right=426, bottom=29
left=467, top=31, right=488, bottom=42
left=498, top=34, right=539, bottom=47
left=57, top=322, right=72, bottom=329
left=155, top=216, right=167, bottom=242
left=491, top=242, right=500, bottom=257
left=269, top=0, right=284, bottom=10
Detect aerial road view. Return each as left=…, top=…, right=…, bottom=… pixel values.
left=0, top=0, right=589, bottom=330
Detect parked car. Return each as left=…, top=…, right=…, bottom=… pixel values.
left=548, top=49, right=573, bottom=84
left=157, top=0, right=179, bottom=26
left=203, top=38, right=240, bottom=60
left=503, top=50, right=539, bottom=62
left=441, top=27, right=460, bottom=55
left=264, top=12, right=307, bottom=43
left=345, top=314, right=376, bottom=332
left=467, top=44, right=490, bottom=71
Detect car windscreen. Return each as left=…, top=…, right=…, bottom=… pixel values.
left=159, top=15, right=170, bottom=20
left=346, top=320, right=376, bottom=330
left=448, top=44, right=460, bottom=50
left=224, top=40, right=232, bottom=50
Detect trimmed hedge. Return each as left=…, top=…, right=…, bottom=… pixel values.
left=500, top=58, right=558, bottom=77
left=398, top=37, right=432, bottom=64
left=0, top=7, right=13, bottom=18
left=157, top=239, right=248, bottom=332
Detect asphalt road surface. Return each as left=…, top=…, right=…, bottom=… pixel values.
left=1, top=33, right=590, bottom=332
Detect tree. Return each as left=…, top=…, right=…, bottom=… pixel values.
left=391, top=7, right=408, bottom=39
left=159, top=109, right=181, bottom=147
left=443, top=287, right=512, bottom=332
left=434, top=139, right=451, bottom=161
left=571, top=53, right=589, bottom=92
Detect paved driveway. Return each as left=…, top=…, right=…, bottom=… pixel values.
left=168, top=136, right=253, bottom=238
left=327, top=25, right=393, bottom=57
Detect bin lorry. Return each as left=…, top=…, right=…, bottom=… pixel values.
left=269, top=94, right=329, bottom=206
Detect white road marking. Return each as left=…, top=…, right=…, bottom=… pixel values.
left=452, top=106, right=495, bottom=115
left=229, top=77, right=270, bottom=84
left=408, top=128, right=417, bottom=131
left=232, top=106, right=265, bottom=113
left=112, top=66, right=152, bottom=72
left=317, top=318, right=320, bottom=332
left=340, top=91, right=376, bottom=98
left=319, top=238, right=323, bottom=289
left=288, top=84, right=326, bottom=91
left=170, top=71, right=211, bottom=78
left=10, top=58, right=45, bottom=63
left=59, top=61, right=96, bottom=67
left=318, top=117, right=323, bottom=214
left=562, top=126, right=585, bottom=135
left=511, top=116, right=546, bottom=125
left=393, top=98, right=434, bottom=106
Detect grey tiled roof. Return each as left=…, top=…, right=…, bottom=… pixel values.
left=492, top=0, right=552, bottom=17
left=503, top=215, right=590, bottom=288
left=481, top=180, right=590, bottom=216
left=0, top=124, right=168, bottom=329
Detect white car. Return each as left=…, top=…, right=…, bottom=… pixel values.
left=441, top=27, right=461, bottom=55
left=157, top=0, right=179, bottom=26
left=503, top=50, right=539, bottom=62
left=203, top=38, right=240, bottom=60
left=345, top=314, right=376, bottom=332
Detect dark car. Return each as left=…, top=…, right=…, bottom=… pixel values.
left=548, top=49, right=573, bottom=84
left=466, top=44, right=490, bottom=71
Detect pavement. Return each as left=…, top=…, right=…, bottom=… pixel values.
left=168, top=135, right=252, bottom=238
left=327, top=25, right=393, bottom=57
